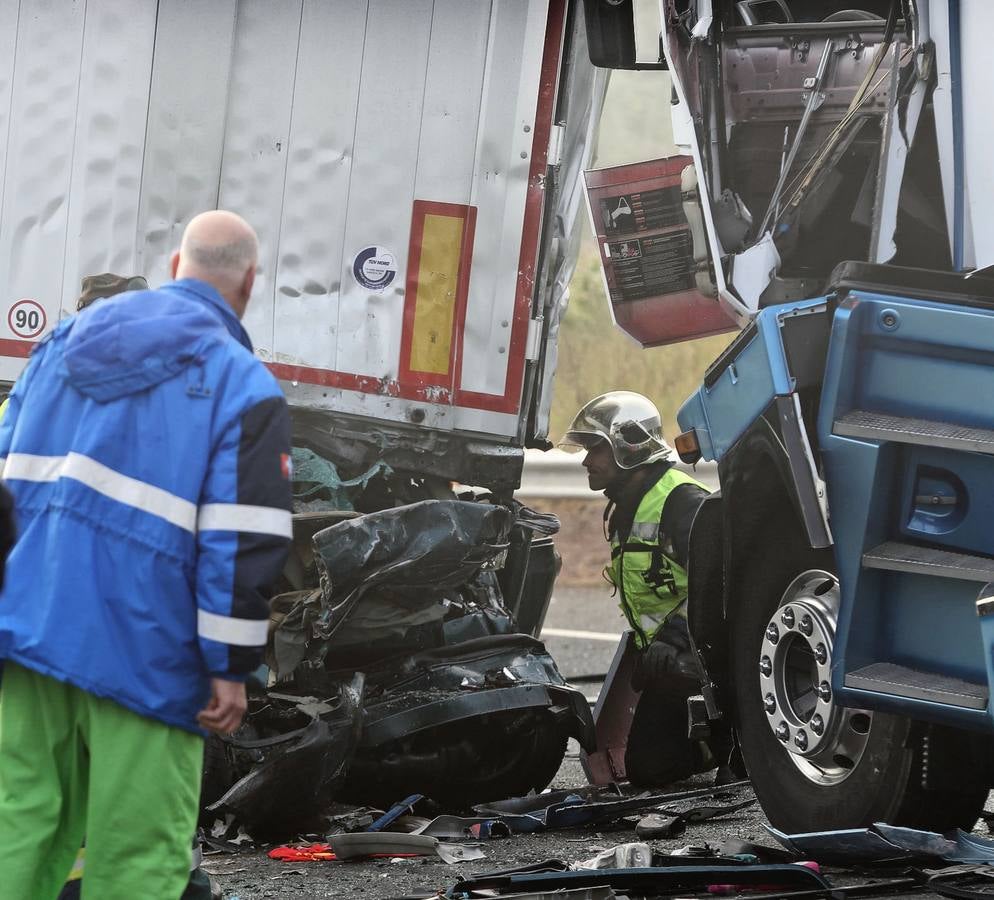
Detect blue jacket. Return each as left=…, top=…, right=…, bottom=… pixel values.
left=0, top=279, right=293, bottom=733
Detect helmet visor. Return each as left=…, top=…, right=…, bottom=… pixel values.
left=558, top=430, right=607, bottom=454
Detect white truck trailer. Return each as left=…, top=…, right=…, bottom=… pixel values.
left=0, top=0, right=602, bottom=496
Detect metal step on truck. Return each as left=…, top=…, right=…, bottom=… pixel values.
left=582, top=0, right=994, bottom=831
left=0, top=0, right=607, bottom=824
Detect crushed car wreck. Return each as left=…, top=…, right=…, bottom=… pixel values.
left=201, top=498, right=595, bottom=838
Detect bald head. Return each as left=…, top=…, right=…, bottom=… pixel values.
left=171, top=210, right=259, bottom=317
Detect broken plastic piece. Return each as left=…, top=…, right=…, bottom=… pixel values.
left=635, top=813, right=686, bottom=839
left=328, top=831, right=485, bottom=864
left=575, top=843, right=653, bottom=870
left=367, top=794, right=424, bottom=832
left=328, top=832, right=439, bottom=860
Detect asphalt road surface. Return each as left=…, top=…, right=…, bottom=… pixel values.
left=202, top=585, right=774, bottom=899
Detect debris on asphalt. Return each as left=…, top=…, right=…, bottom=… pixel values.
left=267, top=833, right=485, bottom=865
left=574, top=842, right=653, bottom=869
left=634, top=814, right=686, bottom=839
left=367, top=794, right=425, bottom=832
left=471, top=782, right=754, bottom=835
left=766, top=822, right=994, bottom=865
left=444, top=861, right=832, bottom=897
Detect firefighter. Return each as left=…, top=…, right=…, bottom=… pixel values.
left=561, top=391, right=729, bottom=787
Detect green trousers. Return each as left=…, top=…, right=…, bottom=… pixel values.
left=0, top=661, right=204, bottom=900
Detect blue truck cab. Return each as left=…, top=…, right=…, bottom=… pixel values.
left=677, top=263, right=994, bottom=831
left=581, top=0, right=994, bottom=831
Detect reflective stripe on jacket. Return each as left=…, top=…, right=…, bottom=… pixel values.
left=606, top=467, right=708, bottom=648
left=0, top=279, right=293, bottom=733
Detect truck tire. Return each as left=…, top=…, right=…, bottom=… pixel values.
left=731, top=532, right=988, bottom=832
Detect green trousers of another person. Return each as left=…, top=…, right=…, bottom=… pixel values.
left=0, top=661, right=204, bottom=900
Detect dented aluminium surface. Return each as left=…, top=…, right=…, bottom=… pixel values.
left=203, top=500, right=593, bottom=835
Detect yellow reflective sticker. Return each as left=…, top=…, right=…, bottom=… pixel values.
left=410, top=213, right=464, bottom=375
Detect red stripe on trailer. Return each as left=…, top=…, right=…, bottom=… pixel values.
left=0, top=339, right=36, bottom=358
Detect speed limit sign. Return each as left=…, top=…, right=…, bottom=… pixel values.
left=7, top=299, right=46, bottom=339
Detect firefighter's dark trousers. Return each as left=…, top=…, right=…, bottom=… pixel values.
left=625, top=673, right=736, bottom=789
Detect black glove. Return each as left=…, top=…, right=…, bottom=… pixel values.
left=632, top=617, right=702, bottom=690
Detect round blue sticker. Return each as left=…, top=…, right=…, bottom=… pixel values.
left=352, top=246, right=397, bottom=292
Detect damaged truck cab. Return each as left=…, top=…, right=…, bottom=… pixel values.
left=584, top=0, right=994, bottom=831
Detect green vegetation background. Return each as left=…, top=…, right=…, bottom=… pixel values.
left=548, top=68, right=734, bottom=441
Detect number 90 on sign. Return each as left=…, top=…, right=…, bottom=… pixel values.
left=8, top=299, right=46, bottom=339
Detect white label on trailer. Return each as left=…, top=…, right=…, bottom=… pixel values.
left=8, top=299, right=46, bottom=339
left=351, top=246, right=398, bottom=293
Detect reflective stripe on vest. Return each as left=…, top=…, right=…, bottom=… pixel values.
left=605, top=467, right=707, bottom=648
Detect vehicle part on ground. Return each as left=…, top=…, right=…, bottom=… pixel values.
left=472, top=782, right=753, bottom=834
left=580, top=630, right=642, bottom=785
left=767, top=821, right=994, bottom=866
left=201, top=673, right=364, bottom=840
left=575, top=842, right=653, bottom=870
left=444, top=862, right=831, bottom=898
left=732, top=514, right=989, bottom=832
left=929, top=869, right=994, bottom=900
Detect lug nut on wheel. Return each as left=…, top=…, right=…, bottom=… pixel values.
left=818, top=680, right=832, bottom=702
left=794, top=729, right=809, bottom=750
left=781, top=607, right=795, bottom=628
left=811, top=713, right=824, bottom=735
left=760, top=655, right=772, bottom=677
left=764, top=692, right=776, bottom=713
left=776, top=722, right=789, bottom=742
left=799, top=614, right=813, bottom=636
left=766, top=623, right=780, bottom=644
left=815, top=642, right=828, bottom=664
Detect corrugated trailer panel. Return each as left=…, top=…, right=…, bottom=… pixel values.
left=136, top=0, right=238, bottom=286
left=0, top=1, right=87, bottom=380
left=0, top=0, right=563, bottom=444
left=218, top=0, right=304, bottom=358
left=333, top=0, right=434, bottom=383
left=59, top=3, right=157, bottom=311
left=270, top=0, right=368, bottom=379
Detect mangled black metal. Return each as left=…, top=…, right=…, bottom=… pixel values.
left=202, top=674, right=364, bottom=839
left=271, top=500, right=516, bottom=674
left=202, top=499, right=594, bottom=834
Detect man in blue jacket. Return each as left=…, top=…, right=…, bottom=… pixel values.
left=0, top=210, right=294, bottom=899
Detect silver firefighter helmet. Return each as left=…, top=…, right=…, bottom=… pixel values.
left=559, top=391, right=673, bottom=469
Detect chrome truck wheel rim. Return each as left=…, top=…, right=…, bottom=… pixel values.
left=758, top=570, right=872, bottom=785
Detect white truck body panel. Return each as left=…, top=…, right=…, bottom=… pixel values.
left=931, top=0, right=994, bottom=271
left=0, top=0, right=587, bottom=457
